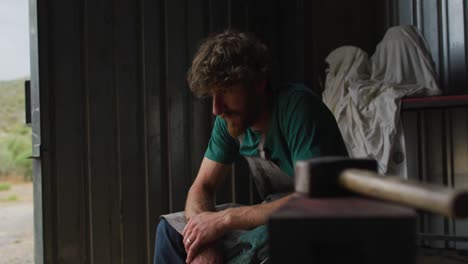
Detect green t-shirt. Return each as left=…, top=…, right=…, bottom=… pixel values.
left=204, top=83, right=348, bottom=177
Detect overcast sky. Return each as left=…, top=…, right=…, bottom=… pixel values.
left=0, top=0, right=30, bottom=81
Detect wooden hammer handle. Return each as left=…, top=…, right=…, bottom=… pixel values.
left=340, top=169, right=468, bottom=218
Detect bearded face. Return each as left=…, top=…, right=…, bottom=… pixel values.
left=221, top=111, right=249, bottom=138
left=212, top=83, right=261, bottom=138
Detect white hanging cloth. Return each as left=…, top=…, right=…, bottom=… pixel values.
left=322, top=25, right=441, bottom=177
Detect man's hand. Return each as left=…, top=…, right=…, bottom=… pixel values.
left=183, top=211, right=230, bottom=263
left=188, top=244, right=223, bottom=264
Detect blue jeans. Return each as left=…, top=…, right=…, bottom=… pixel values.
left=153, top=218, right=187, bottom=264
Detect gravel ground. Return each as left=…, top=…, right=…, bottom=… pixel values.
left=0, top=183, right=34, bottom=264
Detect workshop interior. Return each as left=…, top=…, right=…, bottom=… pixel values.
left=26, top=0, right=468, bottom=263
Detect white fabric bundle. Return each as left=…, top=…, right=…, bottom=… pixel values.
left=323, top=25, right=441, bottom=177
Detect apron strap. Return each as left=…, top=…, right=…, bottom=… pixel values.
left=258, top=133, right=267, bottom=160
left=238, top=133, right=268, bottom=160
left=237, top=134, right=245, bottom=146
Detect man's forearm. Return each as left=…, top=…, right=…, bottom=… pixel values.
left=222, top=194, right=295, bottom=231
left=184, top=158, right=230, bottom=221
left=182, top=190, right=294, bottom=261
left=185, top=183, right=216, bottom=220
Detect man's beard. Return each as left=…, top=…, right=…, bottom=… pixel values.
left=221, top=98, right=259, bottom=138
left=221, top=113, right=249, bottom=138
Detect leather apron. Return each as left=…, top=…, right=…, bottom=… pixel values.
left=161, top=133, right=294, bottom=263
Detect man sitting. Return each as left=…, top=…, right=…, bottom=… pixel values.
left=154, top=30, right=348, bottom=264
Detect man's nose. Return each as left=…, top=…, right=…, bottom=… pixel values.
left=212, top=94, right=224, bottom=115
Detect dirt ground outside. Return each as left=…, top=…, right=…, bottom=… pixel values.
left=0, top=181, right=33, bottom=264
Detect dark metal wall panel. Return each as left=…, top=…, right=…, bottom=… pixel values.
left=165, top=0, right=191, bottom=212
left=187, top=0, right=211, bottom=184
left=420, top=0, right=441, bottom=75
left=114, top=0, right=148, bottom=261
left=51, top=0, right=87, bottom=262
left=452, top=109, right=468, bottom=249
left=208, top=0, right=229, bottom=33
left=306, top=0, right=387, bottom=92
left=84, top=0, right=120, bottom=262
left=403, top=109, right=468, bottom=249
left=392, top=0, right=468, bottom=94
left=37, top=0, right=227, bottom=261
left=277, top=0, right=305, bottom=84
left=422, top=111, right=447, bottom=248
left=393, top=0, right=468, bottom=250
left=397, top=0, right=413, bottom=25
left=208, top=0, right=234, bottom=205
left=446, top=0, right=467, bottom=93
left=228, top=0, right=249, bottom=29
left=34, top=0, right=55, bottom=261
left=143, top=0, right=170, bottom=257
left=401, top=112, right=419, bottom=182
left=35, top=0, right=162, bottom=261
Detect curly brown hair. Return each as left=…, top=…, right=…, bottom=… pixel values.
left=187, top=30, right=272, bottom=97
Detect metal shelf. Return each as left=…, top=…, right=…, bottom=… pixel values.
left=402, top=95, right=468, bottom=111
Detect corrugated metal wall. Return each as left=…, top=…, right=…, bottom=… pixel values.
left=38, top=0, right=386, bottom=262
left=403, top=108, right=468, bottom=249
left=390, top=0, right=468, bottom=249
left=393, top=0, right=468, bottom=94
left=34, top=0, right=213, bottom=262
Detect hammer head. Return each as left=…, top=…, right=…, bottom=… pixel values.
left=295, top=157, right=378, bottom=197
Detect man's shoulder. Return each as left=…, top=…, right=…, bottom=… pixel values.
left=275, top=83, right=322, bottom=109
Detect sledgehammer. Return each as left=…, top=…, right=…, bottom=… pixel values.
left=294, top=157, right=468, bottom=218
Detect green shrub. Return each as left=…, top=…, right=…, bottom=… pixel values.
left=0, top=127, right=32, bottom=181
left=0, top=143, right=14, bottom=176
left=1, top=195, right=18, bottom=202
left=0, top=183, right=11, bottom=191
left=0, top=79, right=32, bottom=181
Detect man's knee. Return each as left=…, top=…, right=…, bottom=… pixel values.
left=156, top=219, right=179, bottom=244
left=155, top=218, right=185, bottom=251
left=154, top=219, right=186, bottom=264
left=156, top=219, right=170, bottom=238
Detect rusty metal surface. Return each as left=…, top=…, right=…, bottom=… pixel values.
left=269, top=196, right=416, bottom=264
